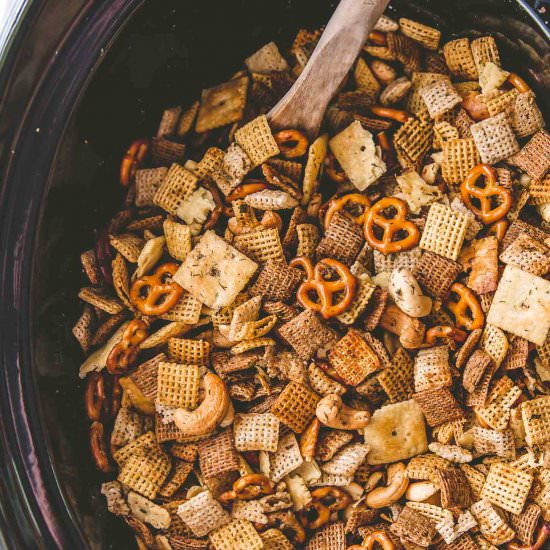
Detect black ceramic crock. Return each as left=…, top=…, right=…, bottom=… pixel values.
left=0, top=1, right=548, bottom=548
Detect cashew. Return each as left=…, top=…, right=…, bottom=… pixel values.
left=315, top=394, right=371, bottom=430
left=220, top=400, right=235, bottom=428
left=388, top=268, right=432, bottom=318
left=365, top=471, right=384, bottom=492
left=370, top=60, right=397, bottom=84
left=405, top=481, right=439, bottom=502
left=119, top=376, right=155, bottom=415
left=365, top=462, right=409, bottom=509
left=173, top=372, right=230, bottom=436
left=380, top=303, right=426, bottom=349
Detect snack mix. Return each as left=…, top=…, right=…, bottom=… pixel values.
left=74, top=11, right=550, bottom=550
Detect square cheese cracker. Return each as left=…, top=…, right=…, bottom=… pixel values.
left=173, top=230, right=258, bottom=310
left=487, top=264, right=550, bottom=346
left=363, top=399, right=428, bottom=464
left=329, top=121, right=386, bottom=191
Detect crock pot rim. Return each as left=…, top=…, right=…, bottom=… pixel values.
left=0, top=1, right=144, bottom=547
left=0, top=1, right=548, bottom=549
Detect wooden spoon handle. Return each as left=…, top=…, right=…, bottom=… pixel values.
left=268, top=0, right=390, bottom=137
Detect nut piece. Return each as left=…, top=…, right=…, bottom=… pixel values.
left=380, top=304, right=426, bottom=349
left=173, top=372, right=230, bottom=436
left=370, top=60, right=398, bottom=85
left=380, top=77, right=413, bottom=106
left=315, top=394, right=371, bottom=430
left=365, top=462, right=409, bottom=508
left=405, top=481, right=440, bottom=502
left=388, top=268, right=432, bottom=318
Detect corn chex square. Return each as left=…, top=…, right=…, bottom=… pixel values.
left=234, top=115, right=279, bottom=167
left=209, top=519, right=263, bottom=550
left=154, top=163, right=198, bottom=216
left=156, top=362, right=200, bottom=409
left=117, top=452, right=171, bottom=500
left=481, top=462, right=533, bottom=514
left=420, top=203, right=468, bottom=261
left=521, top=395, right=550, bottom=447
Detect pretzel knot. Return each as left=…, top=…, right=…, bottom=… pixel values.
left=106, top=319, right=149, bottom=374
left=311, top=486, right=351, bottom=511
left=349, top=531, right=396, bottom=550
left=274, top=129, right=309, bottom=158
left=325, top=152, right=347, bottom=183
left=89, top=421, right=111, bottom=473
left=461, top=164, right=512, bottom=224
left=507, top=523, right=550, bottom=550
left=446, top=282, right=485, bottom=331
left=203, top=180, right=225, bottom=230
left=364, top=197, right=420, bottom=255
left=120, top=138, right=148, bottom=187
left=425, top=325, right=467, bottom=345
left=130, top=262, right=183, bottom=316
left=218, top=474, right=274, bottom=504
left=488, top=218, right=509, bottom=241
left=324, top=193, right=371, bottom=229
left=290, top=257, right=356, bottom=319
left=85, top=372, right=106, bottom=421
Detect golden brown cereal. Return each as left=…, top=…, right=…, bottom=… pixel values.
left=441, top=138, right=481, bottom=184
left=271, top=380, right=320, bottom=433
left=399, top=18, right=441, bottom=50
left=443, top=38, right=479, bottom=80
left=419, top=203, right=469, bottom=261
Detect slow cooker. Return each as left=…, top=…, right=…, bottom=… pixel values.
left=0, top=1, right=548, bottom=548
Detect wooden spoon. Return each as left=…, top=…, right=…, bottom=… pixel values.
left=268, top=0, right=390, bottom=138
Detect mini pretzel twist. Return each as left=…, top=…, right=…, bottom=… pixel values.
left=376, top=131, right=397, bottom=167
left=507, top=523, right=550, bottom=550
left=461, top=164, right=512, bottom=224
left=218, top=473, right=274, bottom=504
left=364, top=197, right=419, bottom=255
left=109, top=375, right=123, bottom=419
left=298, top=499, right=331, bottom=530
left=349, top=530, right=395, bottom=550
left=290, top=257, right=356, bottom=319
left=203, top=180, right=226, bottom=230
left=274, top=129, right=309, bottom=158
left=368, top=30, right=388, bottom=45
left=324, top=193, right=371, bottom=229
left=226, top=181, right=267, bottom=204
left=89, top=421, right=111, bottom=473
left=425, top=325, right=467, bottom=345
left=106, top=319, right=149, bottom=374
left=488, top=218, right=509, bottom=241
left=507, top=73, right=531, bottom=94
left=85, top=372, right=106, bottom=421
left=325, top=153, right=347, bottom=183
left=130, top=262, right=183, bottom=316
left=370, top=106, right=410, bottom=123
left=446, top=282, right=485, bottom=331
left=310, top=486, right=351, bottom=511
left=120, top=138, right=148, bottom=187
